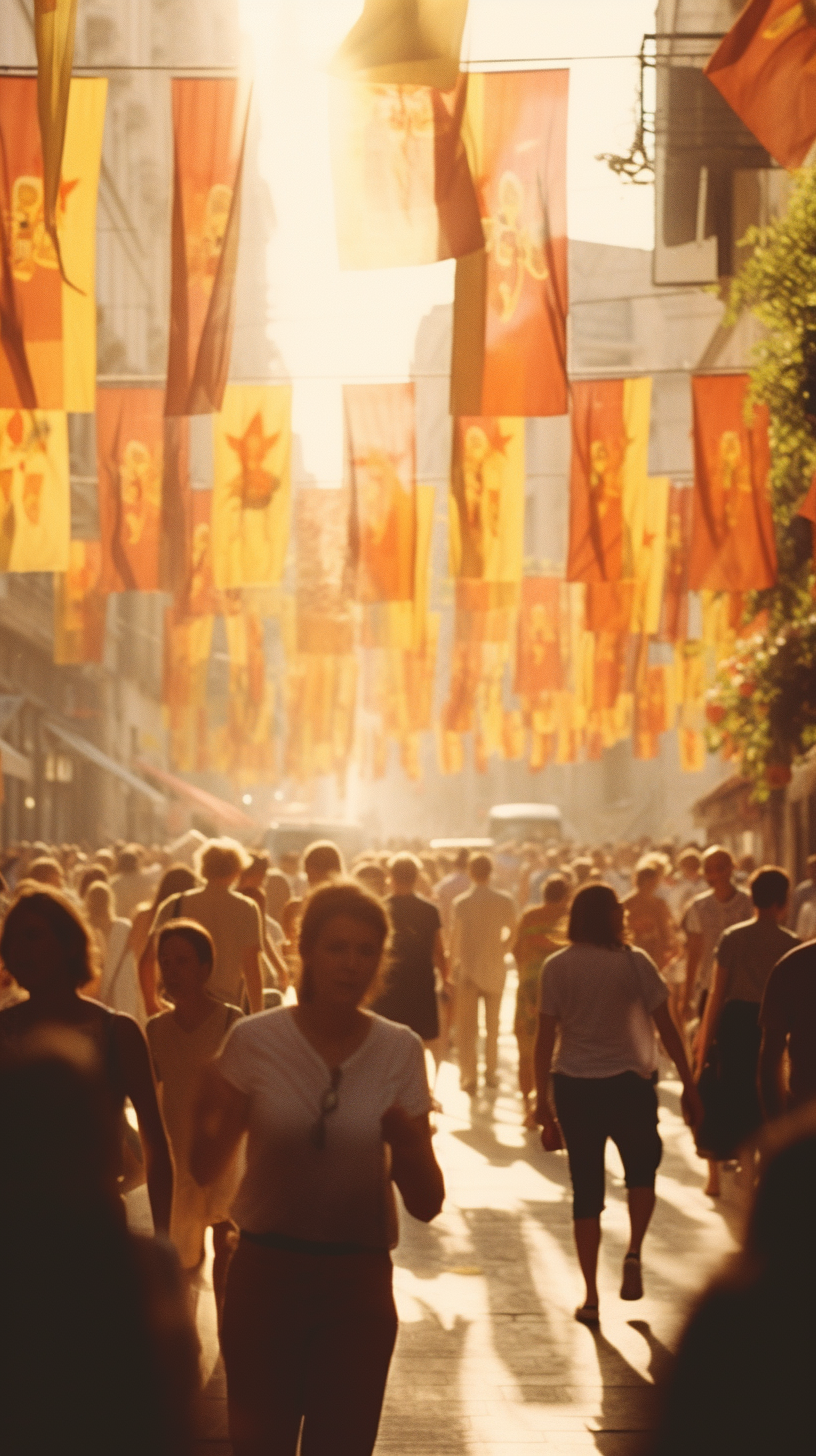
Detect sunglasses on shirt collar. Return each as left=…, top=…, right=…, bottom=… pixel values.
left=311, top=1067, right=342, bottom=1149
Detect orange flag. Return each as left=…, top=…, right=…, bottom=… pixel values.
left=166, top=79, right=250, bottom=416
left=0, top=407, right=69, bottom=570
left=514, top=578, right=562, bottom=695
left=689, top=374, right=777, bottom=591
left=180, top=489, right=226, bottom=617
left=295, top=487, right=354, bottom=653
left=34, top=0, right=77, bottom=280
left=345, top=383, right=416, bottom=601
left=567, top=378, right=651, bottom=585
left=449, top=416, right=525, bottom=582
left=96, top=389, right=163, bottom=592
left=53, top=540, right=106, bottom=664
left=330, top=75, right=482, bottom=269
left=657, top=484, right=694, bottom=642
left=451, top=70, right=568, bottom=418
left=705, top=0, right=816, bottom=170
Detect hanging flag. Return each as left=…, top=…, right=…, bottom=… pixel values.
left=345, top=382, right=416, bottom=601
left=592, top=631, right=629, bottom=713
left=59, top=78, right=106, bottom=411
left=689, top=374, right=777, bottom=591
left=330, top=74, right=482, bottom=269
left=53, top=540, right=106, bottom=664
left=585, top=580, right=635, bottom=635
left=331, top=0, right=469, bottom=89
left=163, top=608, right=213, bottom=711
left=704, top=0, right=816, bottom=171
left=631, top=475, right=669, bottom=636
left=184, top=489, right=225, bottom=616
left=96, top=389, right=163, bottom=592
left=296, top=486, right=354, bottom=653
left=212, top=384, right=291, bottom=588
left=0, top=76, right=105, bottom=411
left=658, top=484, right=694, bottom=641
left=567, top=377, right=651, bottom=584
left=449, top=416, right=525, bottom=582
left=450, top=70, right=568, bottom=418
left=166, top=78, right=250, bottom=416
left=514, top=578, right=562, bottom=695
left=0, top=407, right=69, bottom=570
left=33, top=0, right=77, bottom=281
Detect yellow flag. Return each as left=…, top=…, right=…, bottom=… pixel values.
left=59, top=78, right=106, bottom=411
left=0, top=408, right=69, bottom=570
left=449, top=417, right=525, bottom=583
left=631, top=474, right=669, bottom=636
left=212, top=385, right=292, bottom=588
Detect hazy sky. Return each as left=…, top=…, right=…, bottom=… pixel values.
left=237, top=0, right=658, bottom=486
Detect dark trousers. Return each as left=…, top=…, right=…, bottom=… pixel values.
left=554, top=1071, right=663, bottom=1219
left=221, top=1238, right=398, bottom=1456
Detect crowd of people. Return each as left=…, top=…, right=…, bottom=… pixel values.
left=0, top=827, right=814, bottom=1453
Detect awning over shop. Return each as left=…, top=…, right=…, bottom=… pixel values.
left=46, top=722, right=166, bottom=809
left=0, top=738, right=31, bottom=781
left=134, top=758, right=259, bottom=832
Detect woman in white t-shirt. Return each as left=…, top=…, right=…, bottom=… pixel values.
left=534, top=883, right=701, bottom=1326
left=190, top=880, right=445, bottom=1456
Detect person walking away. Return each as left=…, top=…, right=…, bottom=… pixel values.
left=190, top=880, right=444, bottom=1456
left=622, top=858, right=676, bottom=971
left=110, top=846, right=160, bottom=921
left=759, top=935, right=816, bottom=1117
left=694, top=868, right=798, bottom=1194
left=85, top=880, right=144, bottom=1024
left=147, top=921, right=242, bottom=1323
left=512, top=874, right=569, bottom=1127
left=434, top=848, right=470, bottom=938
left=682, top=846, right=752, bottom=1017
left=534, top=883, right=701, bottom=1325
left=370, top=853, right=450, bottom=1075
left=144, top=839, right=264, bottom=1015
left=450, top=854, right=517, bottom=1095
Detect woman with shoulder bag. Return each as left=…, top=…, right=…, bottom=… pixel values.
left=534, top=883, right=702, bottom=1326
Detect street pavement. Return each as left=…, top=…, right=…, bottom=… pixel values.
left=134, top=973, right=741, bottom=1455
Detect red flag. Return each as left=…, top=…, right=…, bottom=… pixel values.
left=657, top=484, right=694, bottom=641
left=53, top=540, right=106, bottom=664
left=514, top=578, right=562, bottom=694
left=451, top=70, right=568, bottom=417
left=567, top=381, right=626, bottom=583
left=689, top=374, right=776, bottom=591
left=166, top=79, right=249, bottom=416
left=345, top=383, right=416, bottom=602
left=97, top=389, right=163, bottom=592
left=705, top=0, right=816, bottom=170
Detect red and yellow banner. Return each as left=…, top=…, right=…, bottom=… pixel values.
left=285, top=653, right=357, bottom=783
left=514, top=578, right=562, bottom=695
left=212, top=384, right=291, bottom=589
left=657, top=484, right=694, bottom=641
left=96, top=389, right=163, bottom=592
left=330, top=74, right=482, bottom=269
left=166, top=78, right=249, bottom=416
left=296, top=486, right=354, bottom=653
left=451, top=70, right=568, bottom=418
left=567, top=377, right=651, bottom=585
left=0, top=77, right=105, bottom=411
left=449, top=416, right=525, bottom=582
left=705, top=0, right=816, bottom=170
left=345, top=382, right=416, bottom=601
left=689, top=374, right=777, bottom=592
left=0, top=407, right=69, bottom=570
left=53, top=540, right=106, bottom=664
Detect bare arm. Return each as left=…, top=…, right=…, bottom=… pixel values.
left=533, top=1012, right=559, bottom=1125
left=694, top=957, right=728, bottom=1072
left=652, top=1000, right=703, bottom=1130
left=190, top=1062, right=250, bottom=1187
left=242, top=946, right=264, bottom=1014
left=432, top=928, right=450, bottom=983
left=683, top=931, right=703, bottom=1014
left=381, top=1107, right=444, bottom=1222
left=113, top=1014, right=174, bottom=1234
left=138, top=937, right=162, bottom=1018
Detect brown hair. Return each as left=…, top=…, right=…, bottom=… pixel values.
left=157, top=919, right=215, bottom=971
left=297, top=880, right=390, bottom=1004
left=0, top=886, right=99, bottom=989
left=567, top=883, right=624, bottom=950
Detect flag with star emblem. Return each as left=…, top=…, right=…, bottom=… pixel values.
left=705, top=0, right=816, bottom=170
left=0, top=76, right=105, bottom=410
left=0, top=406, right=69, bottom=570
left=567, top=377, right=651, bottom=585
left=166, top=78, right=250, bottom=416
left=450, top=69, right=568, bottom=418
left=53, top=539, right=106, bottom=663
left=449, top=416, right=525, bottom=583
left=211, top=384, right=291, bottom=588
left=96, top=388, right=164, bottom=591
left=330, top=73, right=482, bottom=269
left=345, top=382, right=416, bottom=601
left=689, top=374, right=777, bottom=591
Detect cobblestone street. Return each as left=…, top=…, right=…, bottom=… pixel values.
left=129, top=976, right=740, bottom=1455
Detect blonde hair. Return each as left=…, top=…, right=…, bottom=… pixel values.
left=195, top=837, right=249, bottom=882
